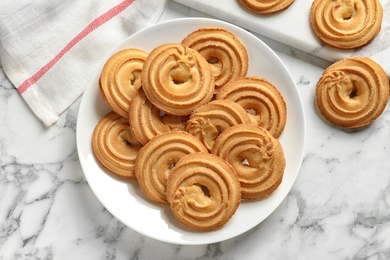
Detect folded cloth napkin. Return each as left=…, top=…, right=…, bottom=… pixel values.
left=0, top=0, right=167, bottom=126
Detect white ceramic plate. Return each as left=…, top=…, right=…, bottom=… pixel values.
left=76, top=18, right=306, bottom=245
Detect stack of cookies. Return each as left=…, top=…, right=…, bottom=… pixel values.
left=92, top=27, right=288, bottom=231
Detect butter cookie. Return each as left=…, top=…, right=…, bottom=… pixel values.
left=135, top=131, right=208, bottom=204
left=212, top=124, right=285, bottom=200
left=129, top=89, right=188, bottom=145
left=239, top=0, right=295, bottom=14
left=100, top=49, right=148, bottom=118
left=141, top=44, right=214, bottom=116
left=310, top=0, right=383, bottom=49
left=181, top=27, right=248, bottom=90
left=216, top=77, right=287, bottom=138
left=315, top=57, right=389, bottom=129
left=92, top=111, right=142, bottom=180
left=166, top=153, right=241, bottom=231
left=186, top=100, right=251, bottom=151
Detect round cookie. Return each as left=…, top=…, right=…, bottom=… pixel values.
left=166, top=153, right=241, bottom=231
left=211, top=124, right=286, bottom=200
left=310, top=0, right=383, bottom=49
left=181, top=27, right=248, bottom=90
left=186, top=99, right=251, bottom=151
left=92, top=111, right=143, bottom=180
left=216, top=76, right=287, bottom=138
left=141, top=43, right=215, bottom=116
left=134, top=131, right=208, bottom=204
left=100, top=48, right=148, bottom=118
left=129, top=89, right=188, bottom=145
left=239, top=0, right=295, bottom=15
left=315, top=57, right=389, bottom=129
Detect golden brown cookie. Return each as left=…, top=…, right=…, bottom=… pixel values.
left=186, top=99, right=251, bottom=151
left=166, top=153, right=241, bottom=231
left=310, top=0, right=383, bottom=49
left=215, top=77, right=287, bottom=138
left=211, top=124, right=285, bottom=200
left=99, top=48, right=148, bottom=118
left=134, top=131, right=208, bottom=204
left=141, top=44, right=215, bottom=116
left=129, top=89, right=188, bottom=145
left=315, top=57, right=389, bottom=129
left=92, top=111, right=143, bottom=180
left=239, top=0, right=295, bottom=14
left=181, top=27, right=248, bottom=90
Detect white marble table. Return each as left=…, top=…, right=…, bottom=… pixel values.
left=1, top=1, right=390, bottom=259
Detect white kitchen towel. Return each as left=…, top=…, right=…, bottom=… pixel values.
left=0, top=0, right=168, bottom=126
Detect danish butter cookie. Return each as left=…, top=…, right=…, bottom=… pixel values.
left=166, top=153, right=241, bottom=231
left=315, top=57, right=389, bottom=129
left=141, top=44, right=214, bottom=116
left=135, top=131, right=208, bottom=204
left=239, top=0, right=295, bottom=14
left=100, top=49, right=148, bottom=118
left=212, top=124, right=285, bottom=200
left=186, top=100, right=251, bottom=151
left=92, top=111, right=142, bottom=180
left=181, top=27, right=248, bottom=90
left=310, top=0, right=383, bottom=49
left=129, top=89, right=188, bottom=145
left=216, top=77, right=287, bottom=138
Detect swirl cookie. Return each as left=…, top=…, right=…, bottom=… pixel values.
left=92, top=111, right=143, bottom=180
left=216, top=77, right=287, bottom=138
left=141, top=44, right=215, bottom=116
left=239, top=0, right=295, bottom=14
left=129, top=89, right=188, bottom=145
left=212, top=124, right=285, bottom=200
left=310, top=0, right=383, bottom=49
left=181, top=27, right=248, bottom=90
left=100, top=48, right=148, bottom=118
left=134, top=131, right=208, bottom=204
left=186, top=100, right=251, bottom=151
left=166, top=153, right=241, bottom=231
left=315, top=57, right=389, bottom=129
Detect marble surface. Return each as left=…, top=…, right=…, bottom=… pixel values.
left=1, top=1, right=390, bottom=259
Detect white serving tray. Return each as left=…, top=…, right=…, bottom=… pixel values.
left=173, top=0, right=390, bottom=75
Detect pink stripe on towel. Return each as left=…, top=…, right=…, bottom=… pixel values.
left=17, top=0, right=135, bottom=94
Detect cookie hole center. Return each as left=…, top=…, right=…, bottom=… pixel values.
left=173, top=79, right=184, bottom=85
left=167, top=159, right=177, bottom=170
left=207, top=57, right=219, bottom=64
left=247, top=109, right=257, bottom=115
left=159, top=110, right=166, bottom=118
left=130, top=77, right=135, bottom=86
left=241, top=158, right=250, bottom=166
left=119, top=130, right=132, bottom=146
left=129, top=71, right=141, bottom=86
left=349, top=88, right=357, bottom=98
left=349, top=81, right=358, bottom=99
left=170, top=62, right=191, bottom=85
left=343, top=15, right=352, bottom=20
left=216, top=125, right=224, bottom=135
left=338, top=1, right=356, bottom=21
left=129, top=75, right=136, bottom=86
left=196, top=184, right=210, bottom=197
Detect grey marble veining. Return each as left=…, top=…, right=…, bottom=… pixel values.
left=1, top=1, right=390, bottom=259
